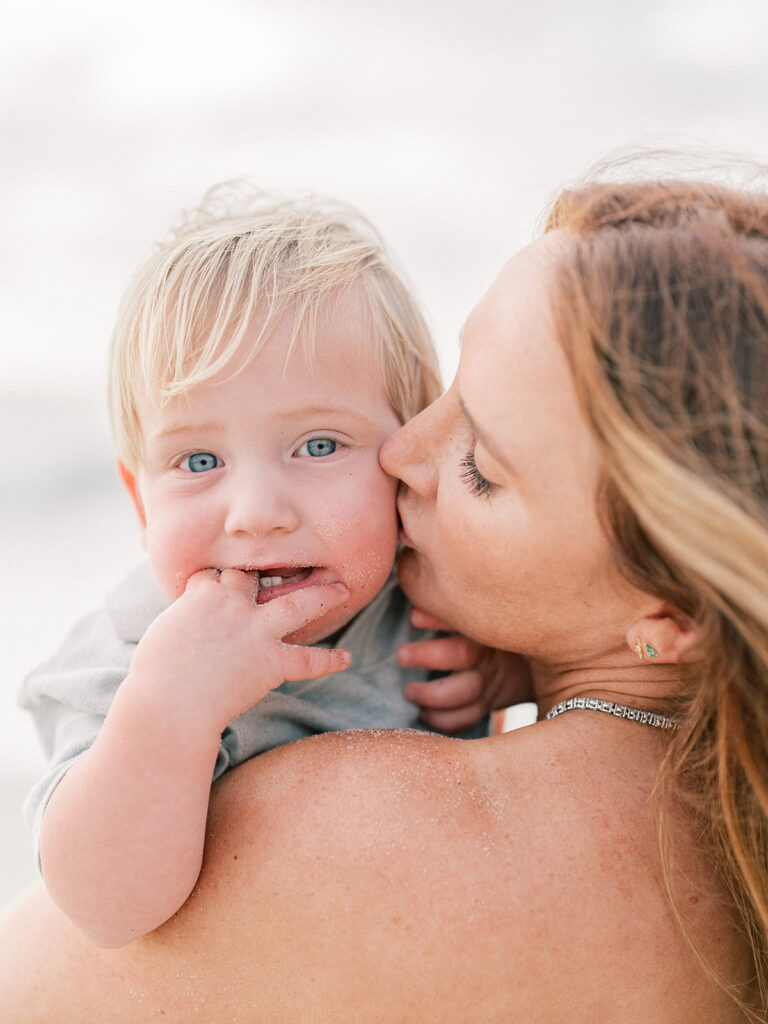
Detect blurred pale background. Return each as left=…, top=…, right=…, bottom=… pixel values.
left=3, top=0, right=768, bottom=909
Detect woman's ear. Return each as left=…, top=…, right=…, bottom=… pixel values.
left=117, top=460, right=147, bottom=534
left=625, top=606, right=704, bottom=664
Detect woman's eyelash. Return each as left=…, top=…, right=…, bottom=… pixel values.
left=460, top=447, right=493, bottom=497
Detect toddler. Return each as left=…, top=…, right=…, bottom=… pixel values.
left=21, top=185, right=497, bottom=948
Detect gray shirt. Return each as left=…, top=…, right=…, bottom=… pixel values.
left=21, top=561, right=486, bottom=855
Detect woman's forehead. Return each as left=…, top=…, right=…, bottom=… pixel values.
left=461, top=237, right=561, bottom=379
left=457, top=234, right=599, bottom=478
left=463, top=233, right=566, bottom=337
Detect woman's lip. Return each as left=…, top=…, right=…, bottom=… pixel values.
left=396, top=502, right=415, bottom=547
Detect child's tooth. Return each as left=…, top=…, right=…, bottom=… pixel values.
left=261, top=576, right=283, bottom=589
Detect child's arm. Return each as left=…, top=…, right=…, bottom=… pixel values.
left=39, top=569, right=350, bottom=948
left=398, top=608, right=533, bottom=732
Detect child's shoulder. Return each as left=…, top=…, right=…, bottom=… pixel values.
left=20, top=560, right=164, bottom=706
left=105, top=560, right=170, bottom=642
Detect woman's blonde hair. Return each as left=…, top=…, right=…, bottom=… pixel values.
left=109, top=183, right=442, bottom=469
left=545, top=177, right=768, bottom=1017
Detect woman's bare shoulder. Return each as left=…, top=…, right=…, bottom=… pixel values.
left=202, top=722, right=743, bottom=1008
left=203, top=727, right=501, bottom=882
left=203, top=719, right=719, bottom=922
left=0, top=723, right=748, bottom=1023
left=205, top=724, right=545, bottom=883
left=226, top=720, right=747, bottom=1019
left=210, top=716, right=660, bottom=855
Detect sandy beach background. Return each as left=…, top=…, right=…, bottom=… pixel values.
left=3, top=0, right=768, bottom=912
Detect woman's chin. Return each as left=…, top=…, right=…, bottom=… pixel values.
left=395, top=545, right=418, bottom=587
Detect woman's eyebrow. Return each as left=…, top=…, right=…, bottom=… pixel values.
left=458, top=395, right=513, bottom=471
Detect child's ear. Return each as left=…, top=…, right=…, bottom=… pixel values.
left=117, top=460, right=147, bottom=534
left=625, top=606, right=704, bottom=664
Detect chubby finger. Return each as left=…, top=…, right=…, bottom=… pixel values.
left=398, top=633, right=481, bottom=671
left=278, top=642, right=352, bottom=682
left=404, top=670, right=484, bottom=710
left=182, top=567, right=261, bottom=604
left=417, top=702, right=489, bottom=734
left=216, top=567, right=261, bottom=600
left=259, top=581, right=350, bottom=635
left=182, top=567, right=227, bottom=592
left=409, top=607, right=456, bottom=632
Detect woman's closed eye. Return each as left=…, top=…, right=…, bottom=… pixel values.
left=460, top=447, right=493, bottom=497
left=295, top=437, right=340, bottom=458
left=179, top=452, right=223, bottom=473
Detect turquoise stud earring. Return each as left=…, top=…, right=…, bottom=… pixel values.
left=633, top=637, right=659, bottom=661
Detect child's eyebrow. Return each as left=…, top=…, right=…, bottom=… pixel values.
left=149, top=422, right=224, bottom=443
left=149, top=405, right=381, bottom=443
left=269, top=404, right=376, bottom=420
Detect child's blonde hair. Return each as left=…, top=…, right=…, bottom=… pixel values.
left=109, top=183, right=442, bottom=469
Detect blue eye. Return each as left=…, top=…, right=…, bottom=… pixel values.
left=180, top=452, right=221, bottom=473
left=297, top=438, right=338, bottom=458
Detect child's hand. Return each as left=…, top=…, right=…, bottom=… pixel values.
left=129, top=568, right=351, bottom=731
left=398, top=608, right=533, bottom=733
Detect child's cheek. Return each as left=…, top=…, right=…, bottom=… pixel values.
left=145, top=511, right=207, bottom=601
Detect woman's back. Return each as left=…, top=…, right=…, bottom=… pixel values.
left=0, top=722, right=751, bottom=1023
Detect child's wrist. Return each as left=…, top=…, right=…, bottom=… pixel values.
left=115, top=670, right=229, bottom=750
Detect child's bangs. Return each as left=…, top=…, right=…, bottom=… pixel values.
left=141, top=237, right=291, bottom=404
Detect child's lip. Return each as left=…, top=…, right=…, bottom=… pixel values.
left=251, top=565, right=314, bottom=580
left=228, top=564, right=314, bottom=579
left=226, top=565, right=330, bottom=605
left=214, top=565, right=340, bottom=604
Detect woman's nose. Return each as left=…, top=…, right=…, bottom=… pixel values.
left=224, top=473, right=301, bottom=538
left=380, top=393, right=445, bottom=498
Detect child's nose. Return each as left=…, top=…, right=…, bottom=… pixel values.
left=224, top=474, right=301, bottom=538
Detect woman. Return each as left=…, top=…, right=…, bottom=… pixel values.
left=0, top=174, right=764, bottom=1021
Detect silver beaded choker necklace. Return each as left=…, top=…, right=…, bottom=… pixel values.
left=545, top=696, right=679, bottom=730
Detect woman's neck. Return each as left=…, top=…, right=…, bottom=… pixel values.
left=530, top=654, right=687, bottom=718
